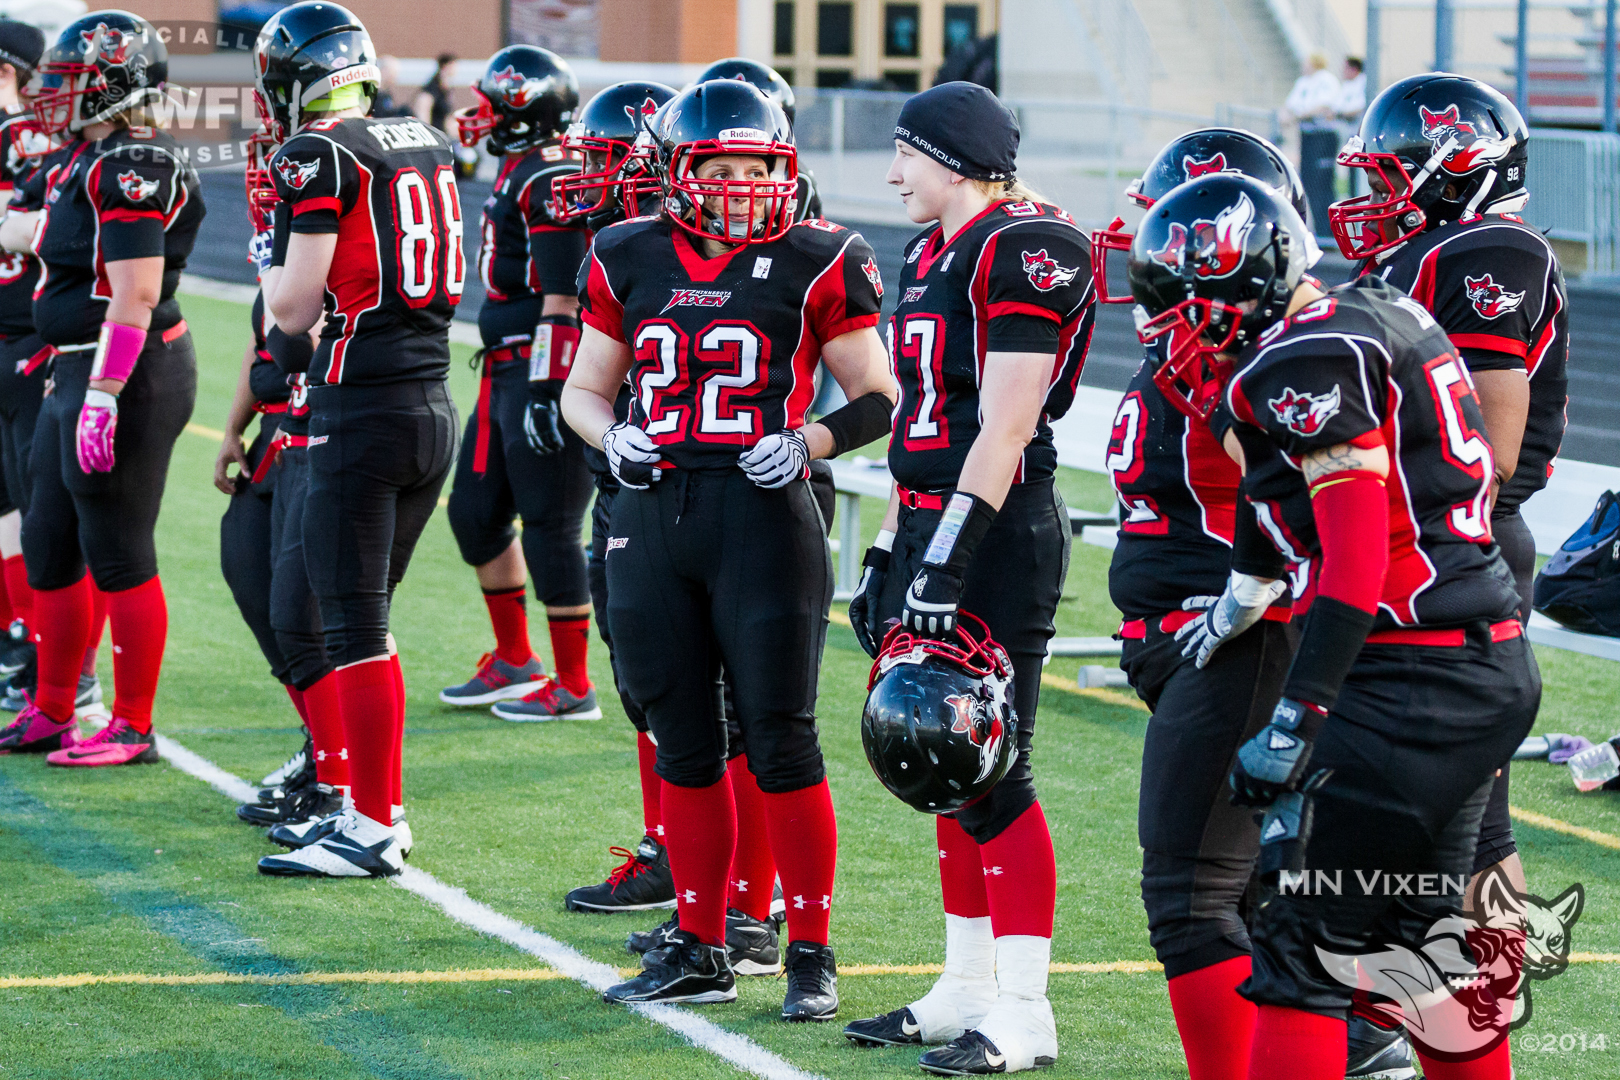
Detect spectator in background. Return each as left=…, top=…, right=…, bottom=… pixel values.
left=1335, top=57, right=1367, bottom=121
left=372, top=55, right=410, bottom=118
left=415, top=53, right=457, bottom=134
left=1283, top=52, right=1340, bottom=123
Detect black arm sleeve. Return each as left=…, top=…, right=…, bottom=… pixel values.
left=266, top=325, right=314, bottom=374
left=817, top=390, right=894, bottom=456
left=1459, top=346, right=1526, bottom=373
left=1232, top=498, right=1288, bottom=580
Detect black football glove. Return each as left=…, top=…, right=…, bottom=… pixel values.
left=848, top=545, right=889, bottom=657
left=901, top=565, right=965, bottom=638
left=601, top=421, right=663, bottom=489
left=523, top=379, right=566, bottom=456
left=1230, top=697, right=1328, bottom=808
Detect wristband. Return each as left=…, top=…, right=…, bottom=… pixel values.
left=922, top=491, right=997, bottom=576
left=1281, top=596, right=1377, bottom=709
left=266, top=324, right=313, bottom=374
left=270, top=202, right=291, bottom=268
left=818, top=390, right=894, bottom=457
left=90, top=320, right=144, bottom=383
left=862, top=545, right=891, bottom=572
left=875, top=528, right=896, bottom=552
left=531, top=314, right=581, bottom=381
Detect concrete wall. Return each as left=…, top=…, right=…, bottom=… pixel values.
left=598, top=0, right=738, bottom=63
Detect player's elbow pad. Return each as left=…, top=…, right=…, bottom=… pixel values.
left=266, top=324, right=314, bottom=374
left=818, top=390, right=894, bottom=457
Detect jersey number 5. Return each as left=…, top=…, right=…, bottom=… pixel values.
left=1105, top=391, right=1165, bottom=534
left=390, top=165, right=465, bottom=308
left=1424, top=354, right=1493, bottom=541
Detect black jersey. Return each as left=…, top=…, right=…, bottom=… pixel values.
left=1226, top=277, right=1520, bottom=630
left=580, top=216, right=881, bottom=471
left=885, top=200, right=1094, bottom=492
left=31, top=128, right=203, bottom=347
left=1105, top=355, right=1245, bottom=617
left=0, top=107, right=43, bottom=339
left=1368, top=214, right=1568, bottom=512
left=794, top=171, right=822, bottom=222
left=476, top=137, right=587, bottom=306
left=272, top=115, right=464, bottom=386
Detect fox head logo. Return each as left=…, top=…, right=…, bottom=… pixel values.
left=1463, top=274, right=1525, bottom=320
left=1021, top=248, right=1078, bottom=291
left=1419, top=104, right=1515, bottom=175
left=1183, top=152, right=1228, bottom=179
left=81, top=24, right=133, bottom=67
left=1148, top=193, right=1256, bottom=280
left=624, top=95, right=660, bottom=128
left=861, top=256, right=883, bottom=296
left=490, top=65, right=542, bottom=109
left=116, top=169, right=157, bottom=202
left=275, top=156, right=320, bottom=191
left=1267, top=385, right=1341, bottom=437
left=944, top=693, right=1007, bottom=784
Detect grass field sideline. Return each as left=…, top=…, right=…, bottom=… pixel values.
left=1, top=292, right=1617, bottom=1079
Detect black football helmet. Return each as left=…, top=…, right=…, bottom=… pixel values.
left=652, top=79, right=798, bottom=245
left=32, top=10, right=167, bottom=136
left=1094, top=128, right=1309, bottom=304
left=252, top=2, right=378, bottom=143
left=1126, top=174, right=1311, bottom=421
left=692, top=57, right=796, bottom=126
left=862, top=615, right=1017, bottom=815
left=550, top=80, right=675, bottom=224
left=455, top=46, right=577, bottom=155
left=1331, top=73, right=1530, bottom=260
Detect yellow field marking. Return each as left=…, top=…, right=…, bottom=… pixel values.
left=829, top=608, right=851, bottom=628
left=1040, top=672, right=1148, bottom=712
left=185, top=422, right=226, bottom=442
left=1508, top=806, right=1620, bottom=851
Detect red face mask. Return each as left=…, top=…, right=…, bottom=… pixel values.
left=1137, top=298, right=1241, bottom=422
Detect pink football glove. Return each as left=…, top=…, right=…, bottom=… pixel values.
left=76, top=389, right=118, bottom=473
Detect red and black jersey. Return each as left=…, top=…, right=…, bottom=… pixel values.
left=885, top=200, right=1094, bottom=493
left=580, top=215, right=882, bottom=471
left=1226, top=276, right=1521, bottom=630
left=31, top=127, right=203, bottom=347
left=476, top=136, right=587, bottom=307
left=272, top=115, right=464, bottom=386
left=1105, top=353, right=1245, bottom=618
left=1368, top=214, right=1567, bottom=511
left=0, top=107, right=43, bottom=339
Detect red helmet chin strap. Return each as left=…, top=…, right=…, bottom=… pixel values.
left=1090, top=216, right=1135, bottom=304
left=1139, top=299, right=1240, bottom=422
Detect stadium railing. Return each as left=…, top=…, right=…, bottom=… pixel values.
left=1525, top=128, right=1620, bottom=276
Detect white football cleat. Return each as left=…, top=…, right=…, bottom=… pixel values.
left=257, top=809, right=403, bottom=878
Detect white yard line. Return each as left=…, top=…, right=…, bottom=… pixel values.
left=153, top=735, right=826, bottom=1080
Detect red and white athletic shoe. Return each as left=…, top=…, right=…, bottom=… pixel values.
left=0, top=697, right=78, bottom=754
left=45, top=717, right=159, bottom=767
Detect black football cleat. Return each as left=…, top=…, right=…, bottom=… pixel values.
left=844, top=1006, right=925, bottom=1047
left=564, top=836, right=676, bottom=912
left=628, top=913, right=679, bottom=957
left=919, top=1029, right=1053, bottom=1075
left=260, top=734, right=313, bottom=787
left=726, top=909, right=780, bottom=975
left=602, top=930, right=736, bottom=1005
left=781, top=940, right=838, bottom=1022
left=240, top=781, right=342, bottom=828
left=1345, top=1016, right=1416, bottom=1079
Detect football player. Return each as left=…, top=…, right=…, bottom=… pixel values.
left=690, top=58, right=821, bottom=222
left=440, top=46, right=598, bottom=720
left=254, top=2, right=461, bottom=877
left=1129, top=175, right=1535, bottom=1080
left=0, top=12, right=201, bottom=766
left=843, top=82, right=1093, bottom=1075
left=563, top=79, right=896, bottom=1017
left=1330, top=73, right=1565, bottom=926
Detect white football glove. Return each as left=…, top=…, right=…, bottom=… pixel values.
left=601, top=421, right=663, bottom=489
left=1175, top=571, right=1288, bottom=668
left=738, top=429, right=809, bottom=489
left=248, top=230, right=274, bottom=277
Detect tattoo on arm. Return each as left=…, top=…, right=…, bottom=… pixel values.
left=1302, top=442, right=1373, bottom=485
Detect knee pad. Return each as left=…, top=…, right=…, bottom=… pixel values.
left=319, top=596, right=390, bottom=668
left=1142, top=849, right=1254, bottom=976
left=446, top=482, right=516, bottom=569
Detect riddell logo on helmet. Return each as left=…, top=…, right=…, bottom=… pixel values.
left=660, top=289, right=731, bottom=314
left=1148, top=192, right=1256, bottom=280
left=1464, top=274, right=1525, bottom=319
left=1418, top=105, right=1515, bottom=175
left=1182, top=152, right=1228, bottom=178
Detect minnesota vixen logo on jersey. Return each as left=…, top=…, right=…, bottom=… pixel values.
left=1464, top=274, right=1525, bottom=320
left=660, top=288, right=731, bottom=314
left=944, top=693, right=1007, bottom=785
left=1183, top=152, right=1228, bottom=178
left=1148, top=192, right=1256, bottom=280
left=275, top=156, right=320, bottom=191
left=1021, top=249, right=1078, bottom=292
left=1419, top=105, right=1516, bottom=175
left=1268, top=385, right=1342, bottom=437
left=861, top=256, right=883, bottom=296
left=115, top=170, right=157, bottom=201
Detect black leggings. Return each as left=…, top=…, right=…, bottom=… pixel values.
left=221, top=416, right=288, bottom=684
left=605, top=469, right=832, bottom=793
left=23, top=334, right=197, bottom=592
left=303, top=380, right=457, bottom=667
left=0, top=333, right=45, bottom=518
left=270, top=445, right=331, bottom=691
left=877, top=478, right=1070, bottom=844
left=446, top=357, right=591, bottom=607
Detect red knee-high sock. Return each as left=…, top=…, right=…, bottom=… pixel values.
left=761, top=779, right=838, bottom=945
left=726, top=757, right=777, bottom=922
left=31, top=576, right=92, bottom=722
left=483, top=587, right=533, bottom=667
left=3, top=554, right=31, bottom=627
left=301, top=673, right=350, bottom=789
left=637, top=731, right=663, bottom=840
left=661, top=777, right=736, bottom=947
left=105, top=578, right=167, bottom=734
left=334, top=657, right=397, bottom=823
left=389, top=652, right=405, bottom=810
left=1168, top=956, right=1258, bottom=1080
left=937, top=814, right=991, bottom=918
left=285, top=686, right=310, bottom=727
left=0, top=560, right=13, bottom=629
left=1415, top=1040, right=1513, bottom=1080
left=1247, top=1006, right=1346, bottom=1080
left=547, top=614, right=591, bottom=696
left=978, top=802, right=1057, bottom=938
left=82, top=581, right=107, bottom=676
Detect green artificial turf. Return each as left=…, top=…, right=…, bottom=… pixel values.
left=1, top=292, right=1617, bottom=1078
